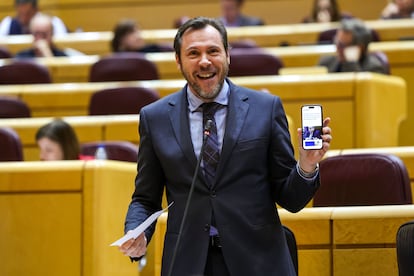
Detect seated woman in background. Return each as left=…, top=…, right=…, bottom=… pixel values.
left=35, top=118, right=80, bottom=161
left=303, top=0, right=351, bottom=23
left=381, top=0, right=414, bottom=19
left=111, top=19, right=172, bottom=53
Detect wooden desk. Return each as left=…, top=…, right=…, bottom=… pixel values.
left=0, top=160, right=152, bottom=276
left=0, top=73, right=406, bottom=150
left=154, top=205, right=414, bottom=276
left=2, top=18, right=413, bottom=55
left=0, top=115, right=139, bottom=161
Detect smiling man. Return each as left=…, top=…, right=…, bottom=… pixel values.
left=119, top=17, right=332, bottom=276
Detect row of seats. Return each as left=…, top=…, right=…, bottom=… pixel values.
left=0, top=49, right=286, bottom=84
left=0, top=127, right=138, bottom=163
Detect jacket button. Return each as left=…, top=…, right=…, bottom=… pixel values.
left=204, top=224, right=210, bottom=232
left=211, top=190, right=217, bottom=198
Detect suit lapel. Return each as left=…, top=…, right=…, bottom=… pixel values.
left=215, top=83, right=249, bottom=185
left=168, top=88, right=198, bottom=168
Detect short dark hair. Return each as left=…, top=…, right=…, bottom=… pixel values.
left=15, top=0, right=37, bottom=8
left=35, top=118, right=80, bottom=160
left=340, top=18, right=372, bottom=49
left=111, top=19, right=137, bottom=52
left=173, top=16, right=229, bottom=58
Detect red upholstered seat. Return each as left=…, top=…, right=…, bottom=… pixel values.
left=80, top=141, right=139, bottom=162
left=88, top=52, right=159, bottom=82
left=0, top=61, right=52, bottom=84
left=397, top=220, right=414, bottom=276
left=228, top=48, right=283, bottom=77
left=0, top=127, right=24, bottom=161
left=0, top=96, right=31, bottom=118
left=88, top=86, right=159, bottom=115
left=314, top=153, right=412, bottom=206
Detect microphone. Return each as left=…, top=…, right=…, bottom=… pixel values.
left=167, top=119, right=213, bottom=276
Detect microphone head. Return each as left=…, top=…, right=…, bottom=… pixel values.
left=205, top=119, right=214, bottom=132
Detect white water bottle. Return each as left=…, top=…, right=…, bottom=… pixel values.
left=94, top=145, right=108, bottom=160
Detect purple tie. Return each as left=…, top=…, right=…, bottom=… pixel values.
left=202, top=102, right=221, bottom=186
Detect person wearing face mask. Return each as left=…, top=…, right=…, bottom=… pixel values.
left=318, top=18, right=388, bottom=74
left=0, top=0, right=67, bottom=36
left=15, top=13, right=67, bottom=58
left=117, top=16, right=332, bottom=276
left=381, top=0, right=414, bottom=19
left=35, top=119, right=80, bottom=161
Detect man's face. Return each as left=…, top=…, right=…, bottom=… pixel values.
left=176, top=25, right=230, bottom=101
left=16, top=3, right=37, bottom=27
left=31, top=19, right=53, bottom=44
left=335, top=29, right=354, bottom=61
left=221, top=0, right=241, bottom=23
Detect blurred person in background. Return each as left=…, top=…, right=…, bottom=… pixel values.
left=35, top=119, right=80, bottom=161
left=111, top=18, right=173, bottom=53
left=15, top=13, right=67, bottom=57
left=0, top=0, right=67, bottom=36
left=219, top=0, right=264, bottom=27
left=381, top=0, right=414, bottom=19
left=318, top=19, right=388, bottom=74
left=302, top=0, right=351, bottom=23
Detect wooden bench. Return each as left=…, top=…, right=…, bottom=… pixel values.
left=2, top=18, right=413, bottom=55
left=0, top=0, right=385, bottom=32
left=0, top=73, right=406, bottom=150
left=154, top=205, right=414, bottom=276
left=0, top=115, right=139, bottom=161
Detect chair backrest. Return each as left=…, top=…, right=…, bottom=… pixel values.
left=88, top=52, right=159, bottom=82
left=228, top=48, right=284, bottom=77
left=317, top=28, right=380, bottom=45
left=0, top=61, right=52, bottom=84
left=314, top=153, right=412, bottom=207
left=80, top=141, right=138, bottom=162
left=0, top=47, right=12, bottom=58
left=0, top=96, right=31, bottom=118
left=88, top=86, right=160, bottom=115
left=0, top=127, right=24, bottom=161
left=283, top=225, right=298, bottom=275
left=396, top=220, right=414, bottom=276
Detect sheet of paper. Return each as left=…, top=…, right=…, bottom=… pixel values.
left=110, top=202, right=173, bottom=247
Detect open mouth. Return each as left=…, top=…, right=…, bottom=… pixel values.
left=197, top=72, right=216, bottom=79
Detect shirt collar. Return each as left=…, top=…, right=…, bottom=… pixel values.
left=187, top=80, right=230, bottom=112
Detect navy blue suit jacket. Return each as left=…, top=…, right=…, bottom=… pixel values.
left=125, top=80, right=319, bottom=275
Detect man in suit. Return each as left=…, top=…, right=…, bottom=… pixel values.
left=119, top=17, right=332, bottom=276
left=318, top=18, right=388, bottom=74
left=0, top=0, right=67, bottom=36
left=219, top=0, right=264, bottom=27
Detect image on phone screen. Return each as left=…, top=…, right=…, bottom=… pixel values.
left=302, top=105, right=323, bottom=150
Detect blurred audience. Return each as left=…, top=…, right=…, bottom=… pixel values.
left=318, top=19, right=388, bottom=74
left=173, top=16, right=190, bottom=28
left=219, top=0, right=264, bottom=27
left=111, top=19, right=173, bottom=53
left=15, top=13, right=67, bottom=57
left=35, top=119, right=80, bottom=161
left=303, top=0, right=351, bottom=23
left=0, top=0, right=67, bottom=36
left=381, top=0, right=414, bottom=19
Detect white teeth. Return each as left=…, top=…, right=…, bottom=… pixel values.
left=198, top=73, right=214, bottom=78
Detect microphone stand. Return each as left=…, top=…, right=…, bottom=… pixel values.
left=166, top=120, right=213, bottom=276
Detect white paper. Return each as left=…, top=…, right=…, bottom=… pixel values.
left=110, top=202, right=173, bottom=246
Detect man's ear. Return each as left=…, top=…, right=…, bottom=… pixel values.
left=175, top=54, right=182, bottom=70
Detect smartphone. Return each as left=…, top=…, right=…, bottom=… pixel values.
left=301, top=105, right=323, bottom=150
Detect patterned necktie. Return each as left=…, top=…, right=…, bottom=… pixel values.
left=202, top=102, right=221, bottom=186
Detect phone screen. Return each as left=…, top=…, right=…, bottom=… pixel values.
left=301, top=105, right=323, bottom=150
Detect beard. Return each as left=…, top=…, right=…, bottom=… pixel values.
left=180, top=63, right=229, bottom=101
